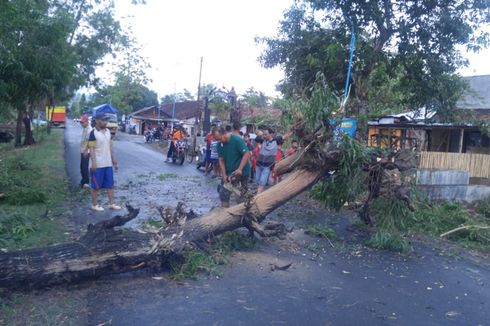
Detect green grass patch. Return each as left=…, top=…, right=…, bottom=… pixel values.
left=0, top=290, right=83, bottom=326
left=301, top=224, right=338, bottom=240
left=168, top=231, right=255, bottom=280
left=156, top=173, right=178, bottom=181
left=0, top=129, right=69, bottom=250
left=365, top=230, right=412, bottom=253
left=366, top=196, right=490, bottom=253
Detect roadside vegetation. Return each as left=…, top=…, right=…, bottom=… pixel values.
left=366, top=196, right=490, bottom=253
left=168, top=231, right=256, bottom=280
left=0, top=129, right=69, bottom=250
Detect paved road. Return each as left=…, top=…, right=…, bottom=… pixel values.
left=64, top=120, right=218, bottom=231
left=41, top=120, right=490, bottom=325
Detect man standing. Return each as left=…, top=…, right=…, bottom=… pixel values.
left=88, top=113, right=121, bottom=212
left=255, top=127, right=278, bottom=194
left=79, top=115, right=91, bottom=188
left=217, top=127, right=251, bottom=208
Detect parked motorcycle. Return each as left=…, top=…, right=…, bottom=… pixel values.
left=168, top=139, right=187, bottom=165
left=145, top=128, right=163, bottom=143
left=128, top=125, right=137, bottom=135
left=195, top=144, right=212, bottom=173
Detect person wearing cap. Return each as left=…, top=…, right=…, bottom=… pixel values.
left=79, top=115, right=92, bottom=188
left=87, top=112, right=121, bottom=211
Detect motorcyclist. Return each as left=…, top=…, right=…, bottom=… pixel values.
left=166, top=125, right=186, bottom=161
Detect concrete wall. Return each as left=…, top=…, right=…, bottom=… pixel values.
left=416, top=169, right=469, bottom=185
left=419, top=185, right=490, bottom=203
left=417, top=169, right=490, bottom=203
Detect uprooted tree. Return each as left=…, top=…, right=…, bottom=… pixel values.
left=0, top=75, right=417, bottom=290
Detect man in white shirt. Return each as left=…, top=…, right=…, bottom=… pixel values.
left=87, top=112, right=121, bottom=212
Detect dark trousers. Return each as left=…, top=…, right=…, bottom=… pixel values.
left=80, top=154, right=90, bottom=186
left=167, top=141, right=176, bottom=159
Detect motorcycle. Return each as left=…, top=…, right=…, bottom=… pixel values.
left=196, top=144, right=213, bottom=173
left=128, top=125, right=137, bottom=135
left=145, top=128, right=163, bottom=143
left=168, top=139, right=187, bottom=165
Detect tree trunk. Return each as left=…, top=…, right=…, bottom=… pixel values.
left=14, top=109, right=23, bottom=147
left=0, top=169, right=325, bottom=290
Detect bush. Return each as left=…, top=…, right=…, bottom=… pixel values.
left=368, top=196, right=490, bottom=252
left=476, top=198, right=490, bottom=219
left=366, top=230, right=412, bottom=253
left=0, top=213, right=37, bottom=247
left=0, top=156, right=46, bottom=205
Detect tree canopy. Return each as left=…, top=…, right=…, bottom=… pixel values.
left=258, top=0, right=490, bottom=122
left=0, top=0, right=143, bottom=144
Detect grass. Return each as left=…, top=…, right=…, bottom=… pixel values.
left=301, top=224, right=338, bottom=240
left=0, top=129, right=69, bottom=250
left=366, top=195, right=490, bottom=253
left=476, top=198, right=490, bottom=219
left=0, top=290, right=83, bottom=326
left=156, top=173, right=178, bottom=181
left=168, top=231, right=255, bottom=280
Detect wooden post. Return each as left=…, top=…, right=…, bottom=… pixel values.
left=458, top=128, right=464, bottom=153
left=388, top=128, right=393, bottom=149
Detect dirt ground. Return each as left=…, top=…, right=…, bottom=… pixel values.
left=1, top=120, right=489, bottom=326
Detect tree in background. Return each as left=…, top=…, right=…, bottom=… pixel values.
left=82, top=30, right=158, bottom=114
left=241, top=87, right=270, bottom=108
left=160, top=89, right=194, bottom=105
left=0, top=0, right=132, bottom=145
left=259, top=0, right=490, bottom=128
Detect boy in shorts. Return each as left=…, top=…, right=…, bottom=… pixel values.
left=88, top=112, right=121, bottom=212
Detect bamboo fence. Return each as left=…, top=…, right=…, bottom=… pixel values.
left=418, top=151, right=490, bottom=179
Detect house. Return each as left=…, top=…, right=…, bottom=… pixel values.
left=159, top=101, right=202, bottom=136
left=367, top=75, right=490, bottom=202
left=368, top=75, right=490, bottom=154
left=127, top=106, right=169, bottom=135
left=128, top=101, right=202, bottom=135
left=240, top=106, right=282, bottom=133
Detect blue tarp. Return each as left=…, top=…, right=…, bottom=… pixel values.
left=92, top=103, right=118, bottom=116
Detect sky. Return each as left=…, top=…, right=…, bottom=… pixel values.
left=109, top=0, right=490, bottom=100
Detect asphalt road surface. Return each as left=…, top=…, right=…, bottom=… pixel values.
left=21, top=120, right=489, bottom=325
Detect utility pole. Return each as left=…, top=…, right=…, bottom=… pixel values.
left=190, top=56, right=203, bottom=155
left=171, top=82, right=176, bottom=131
left=196, top=57, right=203, bottom=134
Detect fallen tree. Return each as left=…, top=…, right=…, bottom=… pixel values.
left=0, top=119, right=416, bottom=290
left=0, top=74, right=416, bottom=289
left=0, top=142, right=337, bottom=289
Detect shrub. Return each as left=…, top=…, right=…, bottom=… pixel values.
left=0, top=156, right=46, bottom=205
left=476, top=198, right=490, bottom=219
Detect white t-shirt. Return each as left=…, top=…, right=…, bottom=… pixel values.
left=88, top=128, right=113, bottom=168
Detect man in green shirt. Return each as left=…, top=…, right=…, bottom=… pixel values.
left=217, top=127, right=251, bottom=207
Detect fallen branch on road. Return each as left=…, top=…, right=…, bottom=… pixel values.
left=440, top=225, right=490, bottom=238
left=0, top=167, right=326, bottom=290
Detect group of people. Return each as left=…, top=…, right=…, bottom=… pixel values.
left=79, top=115, right=298, bottom=212
left=202, top=122, right=299, bottom=208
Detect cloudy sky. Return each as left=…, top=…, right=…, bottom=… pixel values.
left=111, top=0, right=490, bottom=99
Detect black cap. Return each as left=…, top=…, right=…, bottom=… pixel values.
left=95, top=112, right=110, bottom=120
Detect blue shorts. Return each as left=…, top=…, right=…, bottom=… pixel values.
left=205, top=150, right=211, bottom=161
left=255, top=165, right=272, bottom=186
left=210, top=157, right=219, bottom=165
left=91, top=167, right=114, bottom=190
